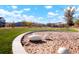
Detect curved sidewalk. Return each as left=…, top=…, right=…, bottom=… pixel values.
left=12, top=32, right=27, bottom=54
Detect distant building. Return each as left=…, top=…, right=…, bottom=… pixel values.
left=15, top=22, right=23, bottom=27
left=0, top=17, right=6, bottom=27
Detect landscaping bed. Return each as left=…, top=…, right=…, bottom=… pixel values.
left=22, top=31, right=79, bottom=54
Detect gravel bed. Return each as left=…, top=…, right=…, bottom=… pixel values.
left=22, top=31, right=79, bottom=54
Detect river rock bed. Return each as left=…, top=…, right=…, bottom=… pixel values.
left=22, top=31, right=79, bottom=54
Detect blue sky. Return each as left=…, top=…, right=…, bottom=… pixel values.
left=0, top=5, right=79, bottom=24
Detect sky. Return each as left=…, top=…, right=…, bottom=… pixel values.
left=0, top=5, right=79, bottom=24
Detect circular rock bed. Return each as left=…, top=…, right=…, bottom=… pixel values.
left=21, top=31, right=79, bottom=54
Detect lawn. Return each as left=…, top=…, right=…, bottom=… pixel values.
left=0, top=27, right=78, bottom=54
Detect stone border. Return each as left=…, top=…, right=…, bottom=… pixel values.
left=12, top=32, right=27, bottom=54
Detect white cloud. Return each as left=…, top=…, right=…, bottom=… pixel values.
left=0, top=9, right=24, bottom=22
left=0, top=9, right=38, bottom=23
left=38, top=17, right=43, bottom=20
left=57, top=16, right=65, bottom=22
left=24, top=8, right=31, bottom=11
left=0, top=9, right=46, bottom=23
left=11, top=6, right=17, bottom=9
left=22, top=15, right=38, bottom=22
left=56, top=10, right=59, bottom=12
left=22, top=15, right=28, bottom=18
left=45, top=6, right=53, bottom=9
left=29, top=15, right=34, bottom=18
left=76, top=8, right=79, bottom=12
left=0, top=9, right=10, bottom=15
left=22, top=15, right=46, bottom=23
left=73, top=14, right=79, bottom=17
left=48, top=12, right=58, bottom=16
left=0, top=9, right=65, bottom=24
left=58, top=16, right=64, bottom=19
left=11, top=10, right=23, bottom=14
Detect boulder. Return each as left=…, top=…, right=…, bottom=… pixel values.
left=28, top=34, right=44, bottom=44
left=57, top=47, right=70, bottom=54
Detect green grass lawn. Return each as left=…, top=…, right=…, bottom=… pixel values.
left=0, top=27, right=78, bottom=54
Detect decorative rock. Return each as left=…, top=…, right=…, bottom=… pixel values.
left=28, top=34, right=44, bottom=44
left=28, top=34, right=41, bottom=41
left=57, top=47, right=70, bottom=54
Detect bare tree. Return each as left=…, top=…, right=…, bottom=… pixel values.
left=64, top=6, right=75, bottom=27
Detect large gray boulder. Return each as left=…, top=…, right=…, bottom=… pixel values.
left=28, top=34, right=44, bottom=44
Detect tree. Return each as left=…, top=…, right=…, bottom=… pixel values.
left=21, top=20, right=27, bottom=27
left=21, top=20, right=32, bottom=27
left=47, top=23, right=52, bottom=27
left=64, top=7, right=75, bottom=27
left=0, top=17, right=6, bottom=27
left=26, top=22, right=32, bottom=27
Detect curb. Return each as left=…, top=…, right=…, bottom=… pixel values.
left=12, top=32, right=27, bottom=54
